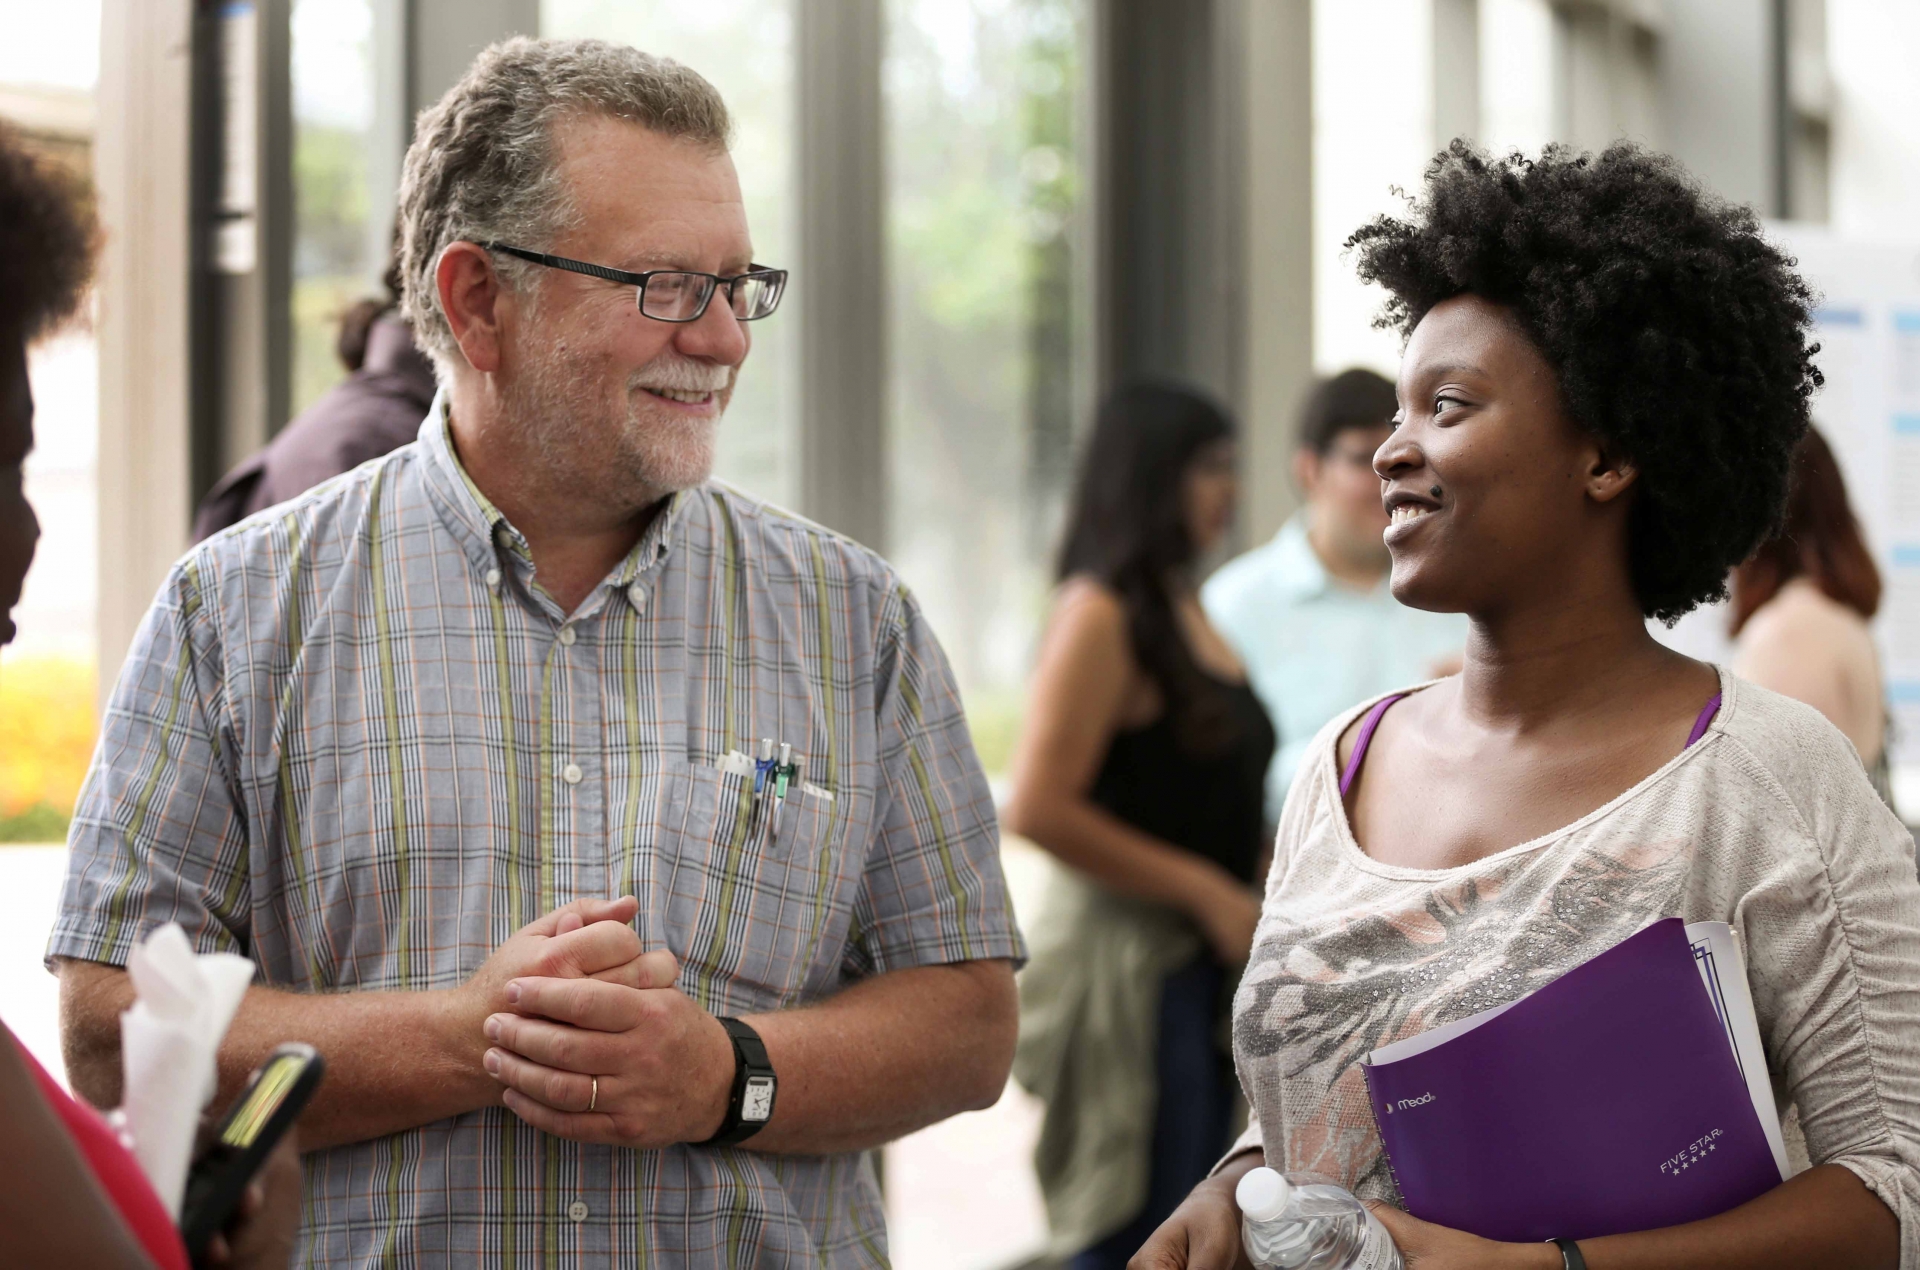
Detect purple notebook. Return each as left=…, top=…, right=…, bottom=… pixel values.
left=1361, top=918, right=1786, bottom=1243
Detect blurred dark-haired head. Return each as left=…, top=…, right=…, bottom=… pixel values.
left=1298, top=367, right=1397, bottom=455
left=0, top=124, right=96, bottom=344
left=0, top=124, right=98, bottom=647
left=1057, top=381, right=1237, bottom=752
left=1731, top=427, right=1881, bottom=633
left=335, top=224, right=409, bottom=372
left=1294, top=369, right=1395, bottom=575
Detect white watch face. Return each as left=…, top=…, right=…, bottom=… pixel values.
left=742, top=1076, right=776, bottom=1122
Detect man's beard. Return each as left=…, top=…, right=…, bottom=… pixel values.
left=504, top=329, right=731, bottom=505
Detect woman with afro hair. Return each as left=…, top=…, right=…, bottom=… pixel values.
left=1136, top=142, right=1920, bottom=1270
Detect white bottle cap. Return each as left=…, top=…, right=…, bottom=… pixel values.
left=1236, top=1167, right=1293, bottom=1222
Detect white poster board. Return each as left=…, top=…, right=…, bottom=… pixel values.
left=1765, top=227, right=1920, bottom=785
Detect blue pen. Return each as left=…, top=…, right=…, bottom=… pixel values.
left=753, top=737, right=776, bottom=794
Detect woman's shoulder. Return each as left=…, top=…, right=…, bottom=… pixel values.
left=1739, top=581, right=1875, bottom=659
left=1720, top=672, right=1859, bottom=757
left=1326, top=679, right=1447, bottom=772
left=1047, top=575, right=1133, bottom=651
left=1036, top=576, right=1142, bottom=687
left=1053, top=573, right=1126, bottom=622
left=1712, top=673, right=1886, bottom=824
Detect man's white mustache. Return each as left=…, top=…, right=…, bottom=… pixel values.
left=630, top=357, right=731, bottom=395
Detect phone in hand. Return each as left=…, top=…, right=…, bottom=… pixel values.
left=180, top=1042, right=324, bottom=1260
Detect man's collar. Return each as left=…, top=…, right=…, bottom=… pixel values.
left=1268, top=509, right=1393, bottom=601
left=417, top=391, right=687, bottom=596
left=418, top=394, right=529, bottom=581
left=1266, top=512, right=1334, bottom=600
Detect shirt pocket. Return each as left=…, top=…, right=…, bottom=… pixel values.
left=660, top=760, right=855, bottom=1010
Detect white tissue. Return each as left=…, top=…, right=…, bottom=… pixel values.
left=119, top=923, right=255, bottom=1216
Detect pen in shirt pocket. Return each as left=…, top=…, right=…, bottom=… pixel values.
left=771, top=743, right=801, bottom=835
left=720, top=741, right=802, bottom=836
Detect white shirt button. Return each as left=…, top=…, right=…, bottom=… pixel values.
left=568, top=1200, right=588, bottom=1222
left=484, top=568, right=502, bottom=589
left=558, top=625, right=576, bottom=646
left=627, top=583, right=648, bottom=612
left=562, top=763, right=583, bottom=785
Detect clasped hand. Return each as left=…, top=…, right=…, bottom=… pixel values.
left=462, top=896, right=735, bottom=1148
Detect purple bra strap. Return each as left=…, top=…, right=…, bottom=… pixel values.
left=1340, top=693, right=1410, bottom=798
left=1685, top=692, right=1723, bottom=748
left=1341, top=689, right=1720, bottom=801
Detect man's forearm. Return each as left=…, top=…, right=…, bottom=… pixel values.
left=741, top=958, right=1018, bottom=1154
left=58, top=959, right=496, bottom=1150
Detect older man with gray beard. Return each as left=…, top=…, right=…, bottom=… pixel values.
left=51, top=38, right=1023, bottom=1266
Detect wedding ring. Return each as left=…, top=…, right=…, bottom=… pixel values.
left=589, top=1076, right=599, bottom=1112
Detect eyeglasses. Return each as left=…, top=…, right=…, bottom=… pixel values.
left=1326, top=445, right=1379, bottom=471
left=481, top=242, right=788, bottom=323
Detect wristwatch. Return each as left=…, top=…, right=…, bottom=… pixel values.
left=1548, top=1238, right=1588, bottom=1270
left=697, top=1016, right=777, bottom=1147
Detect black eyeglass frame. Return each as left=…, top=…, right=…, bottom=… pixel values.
left=479, top=242, right=788, bottom=323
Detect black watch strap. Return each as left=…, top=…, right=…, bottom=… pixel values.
left=697, top=1017, right=777, bottom=1148
left=1548, top=1238, right=1588, bottom=1270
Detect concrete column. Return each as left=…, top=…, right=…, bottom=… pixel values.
left=1434, top=0, right=1482, bottom=149
left=1094, top=0, right=1235, bottom=402
left=364, top=0, right=541, bottom=295
left=1661, top=0, right=1775, bottom=209
left=364, top=0, right=410, bottom=287
left=1237, top=0, right=1315, bottom=544
left=410, top=0, right=541, bottom=117
left=195, top=0, right=294, bottom=494
left=795, top=0, right=887, bottom=552
left=95, top=0, right=196, bottom=701
left=1092, top=0, right=1312, bottom=547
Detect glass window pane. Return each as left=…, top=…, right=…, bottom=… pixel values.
left=885, top=0, right=1088, bottom=782
left=882, top=0, right=1085, bottom=1250
left=540, top=0, right=798, bottom=509
left=290, top=0, right=378, bottom=417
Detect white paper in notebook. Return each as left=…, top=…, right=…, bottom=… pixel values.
left=1687, top=921, right=1791, bottom=1177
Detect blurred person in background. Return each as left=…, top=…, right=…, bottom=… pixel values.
left=1731, top=426, right=1891, bottom=802
left=0, top=122, right=297, bottom=1270
left=191, top=242, right=436, bottom=540
left=1138, top=142, right=1919, bottom=1270
left=1004, top=382, right=1274, bottom=1270
left=1202, top=369, right=1464, bottom=822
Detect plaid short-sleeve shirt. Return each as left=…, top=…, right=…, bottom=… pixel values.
left=51, top=402, right=1024, bottom=1267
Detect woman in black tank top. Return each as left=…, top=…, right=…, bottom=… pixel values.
left=1005, top=383, right=1275, bottom=1270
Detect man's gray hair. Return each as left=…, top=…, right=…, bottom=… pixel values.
left=397, top=37, right=732, bottom=372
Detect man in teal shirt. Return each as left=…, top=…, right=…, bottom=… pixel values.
left=1202, top=369, right=1466, bottom=822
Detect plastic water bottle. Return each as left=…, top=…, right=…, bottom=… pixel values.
left=1235, top=1167, right=1403, bottom=1270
